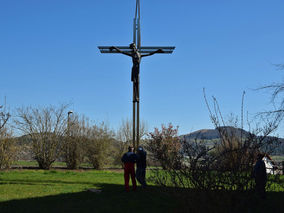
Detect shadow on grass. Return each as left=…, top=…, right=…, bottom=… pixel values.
left=0, top=183, right=177, bottom=213
left=174, top=189, right=284, bottom=213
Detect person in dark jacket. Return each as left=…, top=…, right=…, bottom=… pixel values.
left=121, top=146, right=137, bottom=192
left=136, top=146, right=147, bottom=188
left=253, top=153, right=267, bottom=199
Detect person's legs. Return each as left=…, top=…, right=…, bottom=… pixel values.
left=255, top=180, right=266, bottom=199
left=141, top=168, right=147, bottom=187
left=130, top=166, right=137, bottom=191
left=136, top=168, right=142, bottom=185
left=124, top=165, right=130, bottom=192
left=260, top=183, right=266, bottom=199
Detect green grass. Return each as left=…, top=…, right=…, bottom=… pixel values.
left=12, top=160, right=38, bottom=167
left=0, top=170, right=177, bottom=213
left=0, top=169, right=284, bottom=213
left=271, top=155, right=284, bottom=162
left=12, top=161, right=159, bottom=170
left=12, top=161, right=94, bottom=168
left=0, top=170, right=119, bottom=201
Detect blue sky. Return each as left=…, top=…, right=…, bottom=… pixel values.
left=1, top=0, right=284, bottom=136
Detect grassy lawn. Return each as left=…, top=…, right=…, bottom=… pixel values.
left=12, top=161, right=94, bottom=168
left=0, top=170, right=177, bottom=213
left=271, top=155, right=284, bottom=162
left=0, top=169, right=283, bottom=213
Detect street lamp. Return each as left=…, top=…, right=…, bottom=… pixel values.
left=67, top=111, right=73, bottom=136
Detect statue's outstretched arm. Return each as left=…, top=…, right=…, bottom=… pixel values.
left=141, top=49, right=164, bottom=57
left=110, top=46, right=131, bottom=57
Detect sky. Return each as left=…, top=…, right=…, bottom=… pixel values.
left=1, top=0, right=284, bottom=136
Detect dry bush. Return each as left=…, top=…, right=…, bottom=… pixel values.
left=0, top=104, right=16, bottom=169
left=61, top=114, right=89, bottom=169
left=147, top=92, right=283, bottom=193
left=84, top=123, right=114, bottom=169
left=0, top=128, right=17, bottom=169
left=146, top=123, right=181, bottom=170
left=15, top=104, right=68, bottom=169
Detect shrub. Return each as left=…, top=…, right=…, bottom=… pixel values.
left=146, top=124, right=181, bottom=170
left=0, top=129, right=17, bottom=169
left=85, top=123, right=114, bottom=169
left=0, top=105, right=16, bottom=169
left=61, top=115, right=88, bottom=169
left=15, top=105, right=68, bottom=169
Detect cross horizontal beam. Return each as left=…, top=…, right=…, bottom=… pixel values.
left=98, top=46, right=175, bottom=54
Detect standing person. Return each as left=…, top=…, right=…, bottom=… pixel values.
left=253, top=153, right=267, bottom=199
left=136, top=146, right=147, bottom=188
left=121, top=146, right=137, bottom=192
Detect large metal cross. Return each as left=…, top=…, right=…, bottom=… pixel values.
left=98, top=0, right=175, bottom=151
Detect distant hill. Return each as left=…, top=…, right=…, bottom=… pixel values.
left=15, top=134, right=33, bottom=161
left=181, top=126, right=249, bottom=141
left=180, top=126, right=284, bottom=156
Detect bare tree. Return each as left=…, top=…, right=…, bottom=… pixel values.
left=15, top=104, right=69, bottom=169
left=0, top=105, right=10, bottom=131
left=114, top=118, right=147, bottom=166
left=61, top=114, right=89, bottom=169
left=259, top=64, right=284, bottom=114
left=0, top=103, right=16, bottom=169
left=84, top=122, right=114, bottom=169
left=148, top=91, right=282, bottom=194
left=0, top=128, right=17, bottom=169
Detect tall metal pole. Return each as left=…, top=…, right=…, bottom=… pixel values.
left=134, top=0, right=141, bottom=49
left=133, top=0, right=141, bottom=151
left=133, top=86, right=136, bottom=149
left=136, top=98, right=140, bottom=151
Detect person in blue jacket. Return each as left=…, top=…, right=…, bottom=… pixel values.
left=136, top=146, right=147, bottom=188
left=121, top=146, right=137, bottom=192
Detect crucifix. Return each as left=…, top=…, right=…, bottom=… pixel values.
left=98, top=0, right=175, bottom=151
